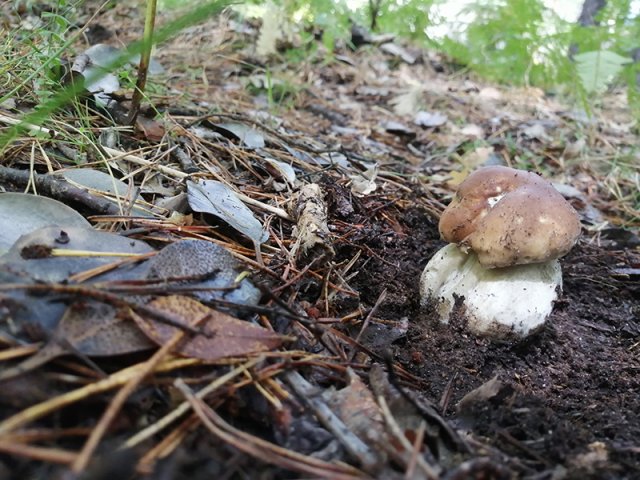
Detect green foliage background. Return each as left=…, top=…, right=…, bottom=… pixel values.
left=241, top=0, right=640, bottom=108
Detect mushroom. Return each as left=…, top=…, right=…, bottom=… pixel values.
left=420, top=166, right=582, bottom=339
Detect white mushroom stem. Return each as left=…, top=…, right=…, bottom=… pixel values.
left=420, top=244, right=562, bottom=339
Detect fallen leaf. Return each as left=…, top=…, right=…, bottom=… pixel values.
left=187, top=179, right=269, bottom=244
left=379, top=42, right=417, bottom=64
left=82, top=43, right=121, bottom=68
left=460, top=124, right=484, bottom=138
left=414, top=111, right=447, bottom=128
left=131, top=295, right=285, bottom=360
left=457, top=375, right=503, bottom=412
left=136, top=115, right=166, bottom=142
left=390, top=85, right=423, bottom=116
left=83, top=43, right=165, bottom=75
left=521, top=122, right=550, bottom=141
left=447, top=168, right=470, bottom=187
left=349, top=164, right=379, bottom=196
left=263, top=157, right=296, bottom=185
left=382, top=121, right=415, bottom=137
left=71, top=51, right=120, bottom=107
left=0, top=301, right=154, bottom=381
left=59, top=168, right=130, bottom=196
left=2, top=225, right=154, bottom=283
left=0, top=193, right=90, bottom=250
left=145, top=239, right=261, bottom=306
left=55, top=168, right=153, bottom=217
left=562, top=137, right=586, bottom=159
left=324, top=369, right=386, bottom=448
left=213, top=122, right=265, bottom=149
left=256, top=0, right=286, bottom=56
left=0, top=225, right=155, bottom=341
left=478, top=87, right=502, bottom=101
left=459, top=146, right=494, bottom=170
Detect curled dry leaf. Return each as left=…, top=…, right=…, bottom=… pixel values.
left=263, top=157, right=296, bottom=186
left=324, top=369, right=387, bottom=464
left=382, top=120, right=415, bottom=137
left=131, top=295, right=285, bottom=361
left=187, top=179, right=269, bottom=245
left=457, top=375, right=503, bottom=413
left=390, top=84, right=423, bottom=116
left=349, top=164, right=379, bottom=196
left=289, top=183, right=334, bottom=266
left=414, top=111, right=447, bottom=128
left=379, top=42, right=418, bottom=64
left=135, top=115, right=166, bottom=142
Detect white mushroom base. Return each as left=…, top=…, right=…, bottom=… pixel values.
left=420, top=244, right=562, bottom=339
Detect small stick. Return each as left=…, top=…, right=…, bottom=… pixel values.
left=0, top=165, right=121, bottom=215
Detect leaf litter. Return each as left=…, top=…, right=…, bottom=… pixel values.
left=0, top=4, right=638, bottom=480
left=130, top=295, right=285, bottom=361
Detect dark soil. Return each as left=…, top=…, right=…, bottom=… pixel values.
left=340, top=199, right=640, bottom=479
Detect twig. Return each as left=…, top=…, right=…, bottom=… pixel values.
left=175, top=378, right=369, bottom=479
left=353, top=288, right=387, bottom=344
left=284, top=370, right=380, bottom=471
left=135, top=414, right=200, bottom=474
left=405, top=420, right=426, bottom=479
left=0, top=165, right=121, bottom=215
left=127, top=0, right=157, bottom=124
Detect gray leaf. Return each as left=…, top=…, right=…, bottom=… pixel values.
left=187, top=179, right=269, bottom=244
left=0, top=193, right=90, bottom=251
left=214, top=123, right=266, bottom=149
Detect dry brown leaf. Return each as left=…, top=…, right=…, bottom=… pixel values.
left=324, top=369, right=386, bottom=450
left=131, top=295, right=285, bottom=360
left=136, top=115, right=165, bottom=142
left=457, top=375, right=503, bottom=413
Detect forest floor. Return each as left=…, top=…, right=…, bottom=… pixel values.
left=0, top=3, right=638, bottom=480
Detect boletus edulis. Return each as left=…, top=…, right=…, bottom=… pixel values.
left=420, top=166, right=582, bottom=340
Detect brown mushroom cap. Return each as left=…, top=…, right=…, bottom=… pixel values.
left=439, top=166, right=582, bottom=268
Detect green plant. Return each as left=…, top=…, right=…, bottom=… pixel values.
left=374, top=0, right=435, bottom=40
left=574, top=49, right=631, bottom=93
left=0, top=0, right=230, bottom=153
left=0, top=1, right=79, bottom=106
left=438, top=0, right=572, bottom=87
